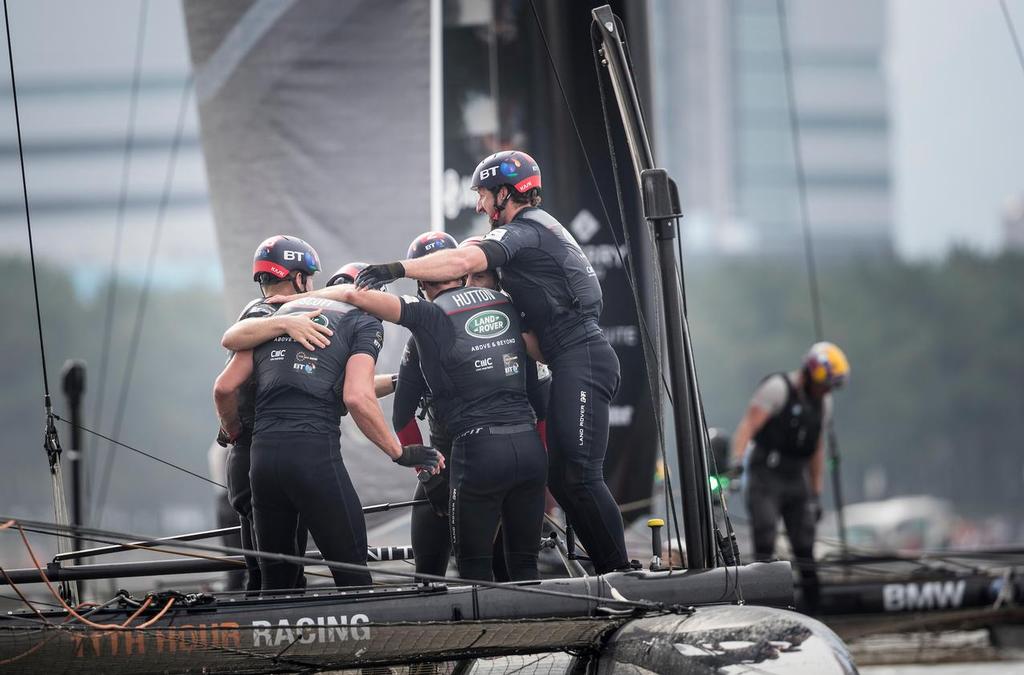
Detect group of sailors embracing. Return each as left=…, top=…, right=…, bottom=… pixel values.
left=213, top=150, right=633, bottom=593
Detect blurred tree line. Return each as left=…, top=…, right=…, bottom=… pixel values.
left=0, top=249, right=1020, bottom=542
left=685, top=248, right=1023, bottom=519
left=1, top=256, right=228, bottom=539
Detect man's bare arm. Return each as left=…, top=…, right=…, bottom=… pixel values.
left=221, top=309, right=333, bottom=351
left=345, top=355, right=443, bottom=475
left=730, top=403, right=772, bottom=467
left=522, top=331, right=545, bottom=364
left=809, top=433, right=826, bottom=496
left=265, top=285, right=401, bottom=323
left=344, top=354, right=404, bottom=461
left=213, top=351, right=253, bottom=438
left=374, top=373, right=396, bottom=398
left=400, top=246, right=487, bottom=281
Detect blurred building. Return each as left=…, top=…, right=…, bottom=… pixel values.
left=0, top=2, right=214, bottom=295
left=1004, top=194, right=1024, bottom=252
left=650, top=0, right=893, bottom=258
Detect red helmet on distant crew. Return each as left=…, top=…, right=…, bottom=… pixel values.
left=407, top=231, right=459, bottom=260
left=327, top=262, right=368, bottom=287
left=252, top=235, right=320, bottom=283
left=470, top=150, right=541, bottom=195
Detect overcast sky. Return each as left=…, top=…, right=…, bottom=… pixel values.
left=889, top=0, right=1024, bottom=258
left=0, top=0, right=1022, bottom=282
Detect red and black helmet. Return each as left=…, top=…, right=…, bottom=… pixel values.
left=406, top=231, right=458, bottom=260
left=470, top=150, right=541, bottom=195
left=252, top=235, right=320, bottom=282
left=327, top=262, right=368, bottom=287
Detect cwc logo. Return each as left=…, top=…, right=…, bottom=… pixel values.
left=465, top=309, right=510, bottom=339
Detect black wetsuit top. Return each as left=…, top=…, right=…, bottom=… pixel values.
left=753, top=373, right=824, bottom=461
left=393, top=334, right=551, bottom=441
left=476, top=207, right=603, bottom=358
left=394, top=338, right=452, bottom=451
left=253, top=297, right=383, bottom=435
left=224, top=297, right=280, bottom=591
left=396, top=286, right=535, bottom=436
left=232, top=298, right=278, bottom=442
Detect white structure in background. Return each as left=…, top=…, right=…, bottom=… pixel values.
left=1004, top=194, right=1024, bottom=252
left=0, top=2, right=214, bottom=296
left=650, top=0, right=893, bottom=257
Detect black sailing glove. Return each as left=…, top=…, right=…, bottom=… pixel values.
left=394, top=444, right=441, bottom=472
left=356, top=262, right=405, bottom=290
left=216, top=427, right=233, bottom=448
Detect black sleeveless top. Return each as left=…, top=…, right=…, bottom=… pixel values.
left=397, top=286, right=535, bottom=436
left=753, top=373, right=823, bottom=460
left=476, top=208, right=604, bottom=357
left=253, top=297, right=383, bottom=435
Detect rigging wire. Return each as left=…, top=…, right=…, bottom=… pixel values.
left=2, top=516, right=669, bottom=612
left=611, top=14, right=740, bottom=576
left=11, top=522, right=179, bottom=630
left=587, top=19, right=685, bottom=568
left=776, top=0, right=850, bottom=567
left=525, top=0, right=686, bottom=570
left=592, top=9, right=742, bottom=587
left=92, top=77, right=195, bottom=525
left=776, top=0, right=823, bottom=343
left=1001, top=0, right=1024, bottom=82
left=48, top=415, right=431, bottom=517
left=53, top=413, right=225, bottom=489
left=0, top=594, right=64, bottom=610
left=2, top=0, right=51, bottom=406
left=88, top=0, right=151, bottom=510
left=4, top=0, right=77, bottom=584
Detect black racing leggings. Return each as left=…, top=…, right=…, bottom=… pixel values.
left=250, top=432, right=371, bottom=590
left=744, top=458, right=819, bottom=610
left=449, top=427, right=547, bottom=582
left=410, top=448, right=451, bottom=577
left=227, top=443, right=308, bottom=591
left=215, top=490, right=245, bottom=592
left=546, top=338, right=626, bottom=573
left=411, top=448, right=521, bottom=581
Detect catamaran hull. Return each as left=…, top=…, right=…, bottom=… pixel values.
left=0, top=563, right=854, bottom=673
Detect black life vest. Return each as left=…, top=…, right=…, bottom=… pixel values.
left=420, top=287, right=534, bottom=436
left=753, top=373, right=823, bottom=460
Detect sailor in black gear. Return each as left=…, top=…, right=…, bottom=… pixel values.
left=216, top=239, right=442, bottom=591
left=462, top=235, right=552, bottom=581
left=209, top=441, right=245, bottom=591
left=320, top=238, right=548, bottom=581
left=392, top=235, right=552, bottom=579
left=355, top=151, right=627, bottom=573
left=730, top=342, right=850, bottom=612
left=214, top=235, right=330, bottom=591
left=219, top=298, right=279, bottom=591
left=392, top=337, right=454, bottom=577
left=462, top=235, right=553, bottom=433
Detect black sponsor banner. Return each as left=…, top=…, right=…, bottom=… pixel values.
left=182, top=0, right=431, bottom=318
left=441, top=1, right=659, bottom=522
left=818, top=574, right=1001, bottom=615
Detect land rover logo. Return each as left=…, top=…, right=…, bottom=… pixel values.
left=465, top=309, right=510, bottom=339
left=311, top=314, right=329, bottom=327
